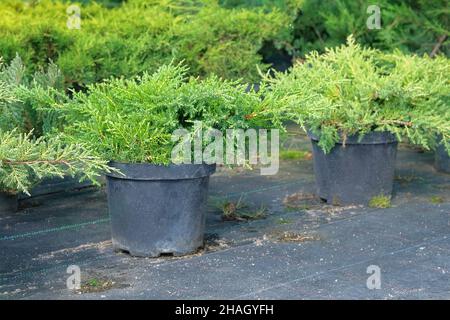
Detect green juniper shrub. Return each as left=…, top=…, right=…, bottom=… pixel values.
left=171, top=2, right=292, bottom=81
left=0, top=55, right=66, bottom=137
left=56, top=63, right=267, bottom=164
left=262, top=36, right=450, bottom=154
left=0, top=55, right=66, bottom=133
left=376, top=50, right=450, bottom=151
left=0, top=129, right=112, bottom=195
left=0, top=57, right=111, bottom=195
left=221, top=0, right=449, bottom=57
left=0, top=0, right=76, bottom=73
left=0, top=0, right=292, bottom=88
left=293, top=0, right=449, bottom=57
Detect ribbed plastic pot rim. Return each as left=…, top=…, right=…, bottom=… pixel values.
left=308, top=130, right=398, bottom=145
left=106, top=162, right=216, bottom=181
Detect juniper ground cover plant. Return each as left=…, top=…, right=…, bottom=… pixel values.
left=54, top=63, right=267, bottom=164
left=0, top=130, right=112, bottom=195
left=0, top=57, right=110, bottom=195
left=0, top=0, right=291, bottom=88
left=0, top=55, right=66, bottom=136
left=262, top=37, right=450, bottom=154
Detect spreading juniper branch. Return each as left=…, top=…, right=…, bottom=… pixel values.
left=0, top=130, right=115, bottom=195
left=261, top=36, right=450, bottom=154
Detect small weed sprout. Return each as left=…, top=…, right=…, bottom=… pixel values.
left=368, top=195, right=391, bottom=208
left=280, top=150, right=312, bottom=161
left=220, top=196, right=267, bottom=221
left=430, top=196, right=444, bottom=204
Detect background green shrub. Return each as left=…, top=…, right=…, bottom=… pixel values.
left=0, top=0, right=291, bottom=89
left=171, top=2, right=291, bottom=80
left=222, top=0, right=449, bottom=57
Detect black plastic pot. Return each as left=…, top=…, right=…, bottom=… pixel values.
left=106, top=162, right=216, bottom=257
left=0, top=192, right=18, bottom=215
left=435, top=142, right=450, bottom=174
left=310, top=131, right=398, bottom=205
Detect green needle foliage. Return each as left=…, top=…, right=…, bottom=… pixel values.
left=0, top=129, right=112, bottom=195
left=223, top=0, right=449, bottom=57
left=289, top=0, right=449, bottom=57
left=0, top=0, right=291, bottom=88
left=262, top=36, right=450, bottom=154
left=0, top=55, right=66, bottom=136
left=56, top=63, right=266, bottom=164
left=0, top=57, right=111, bottom=195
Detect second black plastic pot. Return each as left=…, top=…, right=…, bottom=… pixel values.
left=310, top=131, right=398, bottom=205
left=106, top=162, right=216, bottom=257
left=435, top=142, right=450, bottom=174
left=0, top=192, right=18, bottom=215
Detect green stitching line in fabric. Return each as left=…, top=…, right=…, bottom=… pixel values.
left=0, top=218, right=110, bottom=241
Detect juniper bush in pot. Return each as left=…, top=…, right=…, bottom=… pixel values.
left=262, top=36, right=450, bottom=204
left=56, top=63, right=268, bottom=257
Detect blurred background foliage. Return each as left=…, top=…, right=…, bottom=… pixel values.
left=0, top=0, right=291, bottom=89
left=221, top=0, right=449, bottom=57
left=0, top=0, right=448, bottom=90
